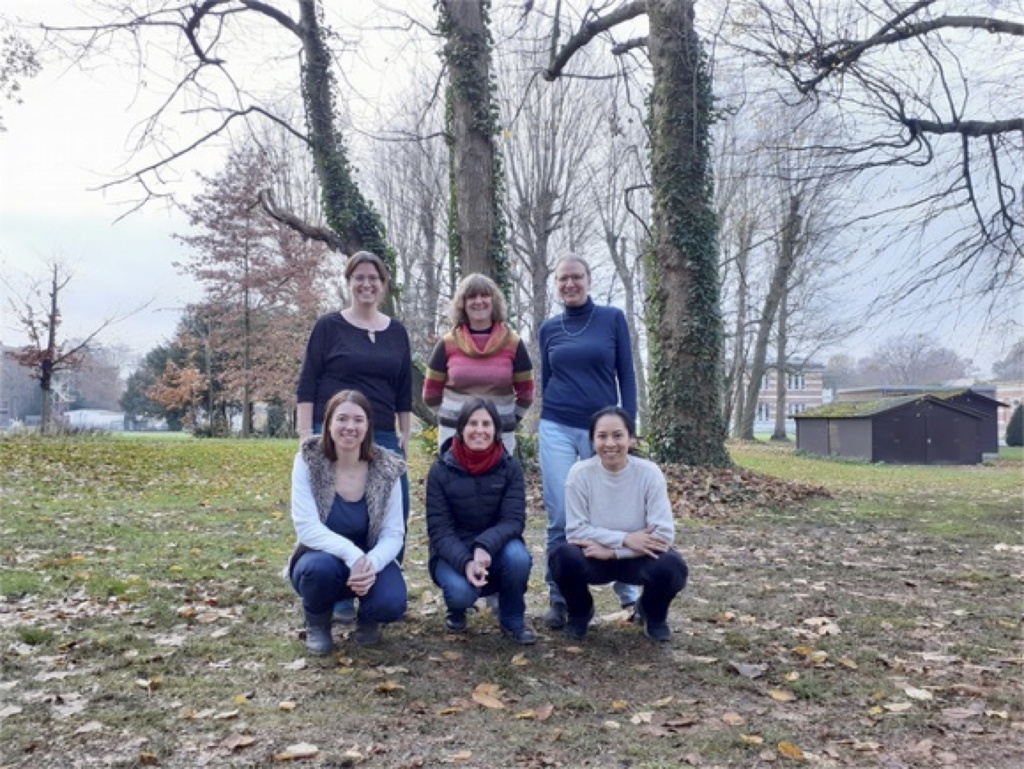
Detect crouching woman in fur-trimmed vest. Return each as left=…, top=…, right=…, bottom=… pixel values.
left=287, top=389, right=407, bottom=653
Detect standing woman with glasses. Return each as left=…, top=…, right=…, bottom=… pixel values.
left=537, top=255, right=638, bottom=630
left=296, top=250, right=412, bottom=624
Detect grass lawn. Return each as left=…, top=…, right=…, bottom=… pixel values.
left=1, top=434, right=1021, bottom=768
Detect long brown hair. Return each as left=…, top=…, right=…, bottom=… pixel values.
left=322, top=390, right=375, bottom=462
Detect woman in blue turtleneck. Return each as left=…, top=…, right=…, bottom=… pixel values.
left=537, top=255, right=638, bottom=630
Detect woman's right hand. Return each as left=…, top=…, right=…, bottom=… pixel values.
left=347, top=556, right=376, bottom=596
left=464, top=558, right=488, bottom=588
left=622, top=526, right=670, bottom=558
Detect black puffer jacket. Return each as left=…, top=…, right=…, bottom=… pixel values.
left=426, top=439, right=527, bottom=581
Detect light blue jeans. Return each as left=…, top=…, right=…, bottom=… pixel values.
left=433, top=539, right=533, bottom=633
left=539, top=418, right=639, bottom=608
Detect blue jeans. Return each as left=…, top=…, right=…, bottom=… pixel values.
left=539, top=418, right=639, bottom=608
left=291, top=550, right=407, bottom=623
left=432, top=539, right=533, bottom=632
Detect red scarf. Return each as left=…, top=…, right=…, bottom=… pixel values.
left=452, top=437, right=504, bottom=476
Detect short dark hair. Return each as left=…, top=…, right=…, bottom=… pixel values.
left=455, top=397, right=502, bottom=445
left=322, top=389, right=375, bottom=462
left=344, top=250, right=390, bottom=286
left=588, top=405, right=635, bottom=442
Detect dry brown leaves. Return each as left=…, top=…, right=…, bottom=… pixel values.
left=660, top=464, right=831, bottom=519
left=525, top=463, right=829, bottom=520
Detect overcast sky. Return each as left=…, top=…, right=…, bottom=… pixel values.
left=1, top=1, right=1016, bottom=378
left=1, top=2, right=204, bottom=366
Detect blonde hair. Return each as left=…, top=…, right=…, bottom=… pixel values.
left=449, top=273, right=507, bottom=328
left=553, top=255, right=592, bottom=279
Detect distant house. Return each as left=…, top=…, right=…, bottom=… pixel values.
left=991, top=381, right=1024, bottom=440
left=794, top=390, right=1002, bottom=465
left=751, top=362, right=827, bottom=430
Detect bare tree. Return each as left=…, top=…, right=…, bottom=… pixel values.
left=731, top=0, right=1023, bottom=311
left=858, top=334, right=973, bottom=386
left=4, top=261, right=120, bottom=432
left=585, top=81, right=651, bottom=425
left=992, top=337, right=1024, bottom=381
left=498, top=18, right=604, bottom=349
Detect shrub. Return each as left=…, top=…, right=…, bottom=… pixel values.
left=1006, top=404, right=1023, bottom=447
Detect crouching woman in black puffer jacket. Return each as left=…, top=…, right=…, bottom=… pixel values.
left=425, top=398, right=536, bottom=644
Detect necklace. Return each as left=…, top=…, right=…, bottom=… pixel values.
left=341, top=309, right=384, bottom=343
left=560, top=307, right=595, bottom=338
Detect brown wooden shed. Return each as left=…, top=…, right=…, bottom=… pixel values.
left=794, top=394, right=986, bottom=464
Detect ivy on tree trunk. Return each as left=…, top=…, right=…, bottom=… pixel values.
left=646, top=0, right=730, bottom=466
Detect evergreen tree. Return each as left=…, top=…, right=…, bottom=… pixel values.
left=1006, top=405, right=1023, bottom=448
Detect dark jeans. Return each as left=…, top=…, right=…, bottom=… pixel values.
left=548, top=544, right=688, bottom=624
left=291, top=550, right=407, bottom=623
left=432, top=539, right=533, bottom=632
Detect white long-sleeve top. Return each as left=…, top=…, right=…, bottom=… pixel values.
left=290, top=453, right=404, bottom=573
left=564, top=454, right=675, bottom=560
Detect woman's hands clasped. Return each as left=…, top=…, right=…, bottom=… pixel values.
left=347, top=555, right=377, bottom=596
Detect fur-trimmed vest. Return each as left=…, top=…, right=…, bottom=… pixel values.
left=286, top=437, right=406, bottom=577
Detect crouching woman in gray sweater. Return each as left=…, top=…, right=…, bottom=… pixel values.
left=287, top=389, right=407, bottom=653
left=548, top=406, right=688, bottom=643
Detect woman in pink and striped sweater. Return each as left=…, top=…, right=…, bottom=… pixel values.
left=423, top=274, right=535, bottom=454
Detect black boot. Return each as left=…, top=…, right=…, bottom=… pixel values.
left=304, top=610, right=334, bottom=655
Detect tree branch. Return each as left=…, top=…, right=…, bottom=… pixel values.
left=543, top=0, right=647, bottom=80
left=257, top=189, right=349, bottom=253
left=907, top=117, right=1024, bottom=138
left=611, top=36, right=648, bottom=56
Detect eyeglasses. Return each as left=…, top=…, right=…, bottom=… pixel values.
left=556, top=273, right=587, bottom=284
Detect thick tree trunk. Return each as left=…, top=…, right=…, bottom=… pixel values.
left=646, top=0, right=729, bottom=466
left=441, top=0, right=504, bottom=285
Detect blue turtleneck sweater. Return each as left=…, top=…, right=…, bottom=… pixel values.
left=538, top=297, right=637, bottom=430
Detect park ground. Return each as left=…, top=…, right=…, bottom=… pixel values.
left=0, top=435, right=1021, bottom=768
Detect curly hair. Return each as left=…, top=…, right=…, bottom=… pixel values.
left=448, top=273, right=507, bottom=328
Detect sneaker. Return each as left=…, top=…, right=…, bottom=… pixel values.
left=564, top=607, right=594, bottom=641
left=333, top=599, right=356, bottom=625
left=445, top=609, right=467, bottom=632
left=304, top=624, right=334, bottom=655
left=543, top=603, right=567, bottom=630
left=500, top=624, right=538, bottom=645
left=354, top=620, right=381, bottom=645
left=643, top=618, right=671, bottom=642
